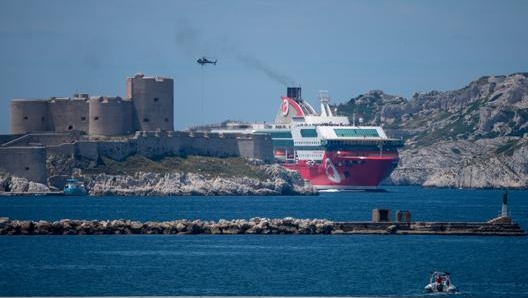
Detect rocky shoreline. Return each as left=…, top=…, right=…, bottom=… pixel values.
left=83, top=169, right=314, bottom=196
left=1, top=217, right=524, bottom=236
left=1, top=163, right=317, bottom=196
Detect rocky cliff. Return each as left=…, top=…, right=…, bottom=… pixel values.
left=338, top=72, right=528, bottom=188
left=0, top=173, right=50, bottom=194
left=84, top=165, right=313, bottom=196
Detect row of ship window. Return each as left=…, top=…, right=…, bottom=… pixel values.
left=271, top=129, right=380, bottom=139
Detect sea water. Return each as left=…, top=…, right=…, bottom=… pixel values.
left=0, top=186, right=527, bottom=297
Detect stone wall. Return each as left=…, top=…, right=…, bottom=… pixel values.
left=88, top=131, right=268, bottom=161
left=128, top=74, right=174, bottom=132
left=10, top=100, right=49, bottom=134
left=9, top=74, right=175, bottom=137
left=48, top=97, right=89, bottom=132
left=46, top=143, right=76, bottom=158
left=75, top=141, right=99, bottom=161
left=0, top=147, right=47, bottom=184
left=1, top=131, right=81, bottom=147
left=88, top=97, right=134, bottom=136
left=178, top=132, right=240, bottom=158
left=0, top=130, right=274, bottom=184
left=10, top=97, right=90, bottom=135
left=237, top=133, right=274, bottom=163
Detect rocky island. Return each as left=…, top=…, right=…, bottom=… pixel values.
left=1, top=72, right=527, bottom=194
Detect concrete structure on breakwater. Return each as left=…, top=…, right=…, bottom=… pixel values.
left=1, top=73, right=274, bottom=185
left=0, top=216, right=524, bottom=236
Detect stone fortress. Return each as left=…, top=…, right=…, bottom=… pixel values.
left=10, top=74, right=174, bottom=136
left=1, top=73, right=273, bottom=186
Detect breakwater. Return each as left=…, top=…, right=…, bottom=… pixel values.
left=0, top=217, right=524, bottom=236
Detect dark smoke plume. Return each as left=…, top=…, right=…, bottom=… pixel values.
left=235, top=53, right=295, bottom=86
left=175, top=18, right=295, bottom=86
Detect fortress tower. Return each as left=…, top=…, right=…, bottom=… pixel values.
left=10, top=99, right=49, bottom=134
left=47, top=94, right=89, bottom=132
left=88, top=96, right=134, bottom=136
left=127, top=73, right=174, bottom=132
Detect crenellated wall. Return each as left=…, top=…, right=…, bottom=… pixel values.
left=0, top=146, right=47, bottom=184
left=92, top=131, right=246, bottom=161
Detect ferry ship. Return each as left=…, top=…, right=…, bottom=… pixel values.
left=216, top=87, right=404, bottom=191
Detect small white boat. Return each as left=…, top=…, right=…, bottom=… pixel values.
left=424, top=271, right=457, bottom=293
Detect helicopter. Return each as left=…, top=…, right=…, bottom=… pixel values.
left=197, top=57, right=217, bottom=65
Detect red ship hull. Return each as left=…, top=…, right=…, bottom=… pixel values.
left=212, top=88, right=404, bottom=191
left=282, top=150, right=399, bottom=190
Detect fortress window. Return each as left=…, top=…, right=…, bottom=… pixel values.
left=81, top=117, right=86, bottom=121
left=143, top=118, right=149, bottom=122
left=25, top=167, right=29, bottom=171
left=153, top=97, right=159, bottom=102
left=67, top=125, right=73, bottom=130
left=164, top=118, right=169, bottom=122
left=23, top=116, right=28, bottom=120
left=41, top=117, right=45, bottom=121
left=94, top=116, right=99, bottom=120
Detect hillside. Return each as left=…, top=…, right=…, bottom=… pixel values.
left=337, top=73, right=528, bottom=188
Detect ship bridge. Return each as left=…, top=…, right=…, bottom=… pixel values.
left=318, top=126, right=387, bottom=139
left=317, top=126, right=404, bottom=148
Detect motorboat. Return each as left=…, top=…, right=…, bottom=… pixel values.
left=63, top=178, right=88, bottom=196
left=424, top=271, right=457, bottom=293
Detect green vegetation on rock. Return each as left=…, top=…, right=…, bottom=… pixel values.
left=85, top=155, right=268, bottom=180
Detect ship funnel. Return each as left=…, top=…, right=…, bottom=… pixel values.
left=287, top=87, right=302, bottom=102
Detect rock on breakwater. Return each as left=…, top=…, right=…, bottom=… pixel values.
left=0, top=217, right=334, bottom=235
left=0, top=217, right=524, bottom=236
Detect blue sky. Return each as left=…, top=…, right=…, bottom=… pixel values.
left=0, top=0, right=527, bottom=133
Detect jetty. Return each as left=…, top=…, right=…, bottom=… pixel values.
left=335, top=220, right=525, bottom=236
left=0, top=216, right=524, bottom=236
